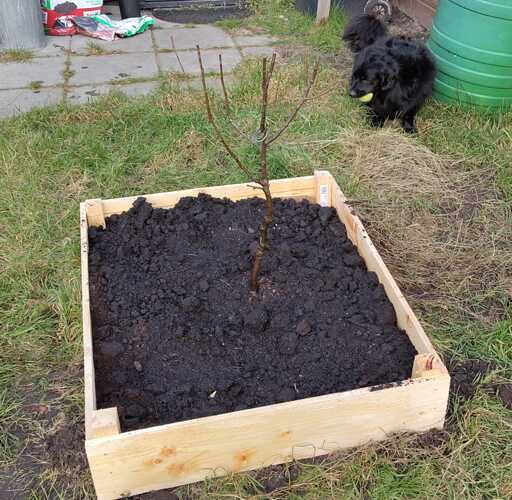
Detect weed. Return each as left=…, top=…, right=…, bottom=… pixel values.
left=85, top=41, right=110, bottom=56
left=0, top=49, right=33, bottom=63
left=29, top=81, right=43, bottom=91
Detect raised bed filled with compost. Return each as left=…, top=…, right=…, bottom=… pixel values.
left=81, top=171, right=449, bottom=499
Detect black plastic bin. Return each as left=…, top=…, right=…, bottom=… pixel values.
left=119, top=0, right=141, bottom=18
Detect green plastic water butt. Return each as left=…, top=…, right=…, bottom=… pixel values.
left=427, top=0, right=512, bottom=108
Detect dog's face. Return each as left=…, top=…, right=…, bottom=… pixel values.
left=349, top=49, right=398, bottom=98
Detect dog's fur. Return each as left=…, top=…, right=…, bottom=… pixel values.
left=342, top=14, right=387, bottom=53
left=342, top=15, right=436, bottom=133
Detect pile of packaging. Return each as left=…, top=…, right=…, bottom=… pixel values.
left=40, top=1, right=154, bottom=40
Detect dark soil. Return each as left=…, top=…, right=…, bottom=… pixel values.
left=89, top=195, right=417, bottom=431
left=448, top=358, right=496, bottom=401
left=413, top=429, right=450, bottom=450
left=46, top=419, right=87, bottom=474
left=497, top=384, right=512, bottom=410
left=388, top=10, right=429, bottom=41
left=153, top=7, right=251, bottom=25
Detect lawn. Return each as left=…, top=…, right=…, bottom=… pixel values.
left=0, top=1, right=511, bottom=498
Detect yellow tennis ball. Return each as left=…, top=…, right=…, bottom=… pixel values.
left=359, top=93, right=374, bottom=103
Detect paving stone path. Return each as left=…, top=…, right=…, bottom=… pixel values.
left=0, top=12, right=278, bottom=118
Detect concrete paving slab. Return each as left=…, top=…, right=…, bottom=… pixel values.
left=153, top=25, right=234, bottom=51
left=0, top=88, right=63, bottom=118
left=33, top=37, right=71, bottom=57
left=67, top=84, right=111, bottom=104
left=159, top=48, right=241, bottom=75
left=69, top=53, right=159, bottom=85
left=233, top=35, right=279, bottom=47
left=0, top=58, right=65, bottom=89
left=241, top=46, right=278, bottom=59
left=112, top=80, right=159, bottom=97
left=67, top=81, right=159, bottom=104
left=70, top=31, right=154, bottom=55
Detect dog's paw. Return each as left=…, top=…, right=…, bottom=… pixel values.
left=402, top=122, right=418, bottom=134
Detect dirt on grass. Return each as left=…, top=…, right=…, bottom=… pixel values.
left=448, top=358, right=496, bottom=401
left=89, top=195, right=416, bottom=431
left=45, top=418, right=87, bottom=475
left=388, top=10, right=429, bottom=41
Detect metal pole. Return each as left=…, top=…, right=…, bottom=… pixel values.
left=0, top=0, right=47, bottom=50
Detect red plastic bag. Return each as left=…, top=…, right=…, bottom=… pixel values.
left=40, top=1, right=103, bottom=36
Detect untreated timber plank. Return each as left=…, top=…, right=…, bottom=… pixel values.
left=322, top=171, right=438, bottom=356
left=85, top=199, right=106, bottom=228
left=316, top=0, right=331, bottom=24
left=89, top=408, right=121, bottom=440
left=95, top=176, right=317, bottom=219
left=86, top=376, right=449, bottom=500
left=80, top=202, right=97, bottom=440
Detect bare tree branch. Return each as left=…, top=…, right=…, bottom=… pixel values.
left=219, top=54, right=230, bottom=112
left=259, top=57, right=268, bottom=136
left=195, top=46, right=319, bottom=293
left=304, top=85, right=337, bottom=102
left=196, top=45, right=258, bottom=183
left=266, top=61, right=320, bottom=146
left=171, top=36, right=186, bottom=75
left=216, top=54, right=254, bottom=142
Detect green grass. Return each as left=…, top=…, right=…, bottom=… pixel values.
left=28, top=81, right=43, bottom=91
left=0, top=49, right=34, bottom=63
left=85, top=41, right=110, bottom=56
left=1, top=5, right=512, bottom=498
left=218, top=0, right=346, bottom=52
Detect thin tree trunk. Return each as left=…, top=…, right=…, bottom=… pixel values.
left=250, top=143, right=273, bottom=292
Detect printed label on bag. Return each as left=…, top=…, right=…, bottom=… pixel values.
left=319, top=184, right=329, bottom=207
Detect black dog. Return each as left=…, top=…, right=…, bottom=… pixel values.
left=342, top=14, right=387, bottom=53
left=342, top=15, right=436, bottom=133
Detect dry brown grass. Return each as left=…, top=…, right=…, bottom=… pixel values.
left=326, top=130, right=512, bottom=324
left=155, top=87, right=204, bottom=113
left=141, top=129, right=207, bottom=179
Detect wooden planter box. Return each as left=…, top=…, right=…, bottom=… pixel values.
left=81, top=171, right=450, bottom=499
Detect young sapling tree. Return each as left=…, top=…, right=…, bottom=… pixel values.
left=196, top=46, right=319, bottom=292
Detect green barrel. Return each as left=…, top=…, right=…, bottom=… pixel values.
left=427, top=0, right=512, bottom=108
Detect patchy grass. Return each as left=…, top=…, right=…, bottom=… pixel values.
left=61, top=67, right=75, bottom=81
left=218, top=0, right=346, bottom=53
left=1, top=13, right=512, bottom=499
left=0, top=49, right=34, bottom=63
left=29, top=81, right=44, bottom=91
left=108, top=75, right=160, bottom=86
left=85, top=41, right=110, bottom=56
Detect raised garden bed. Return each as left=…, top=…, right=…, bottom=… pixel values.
left=81, top=171, right=449, bottom=499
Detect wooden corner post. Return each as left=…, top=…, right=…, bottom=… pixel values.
left=316, top=0, right=331, bottom=24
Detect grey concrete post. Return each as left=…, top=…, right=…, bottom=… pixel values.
left=0, top=0, right=47, bottom=50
